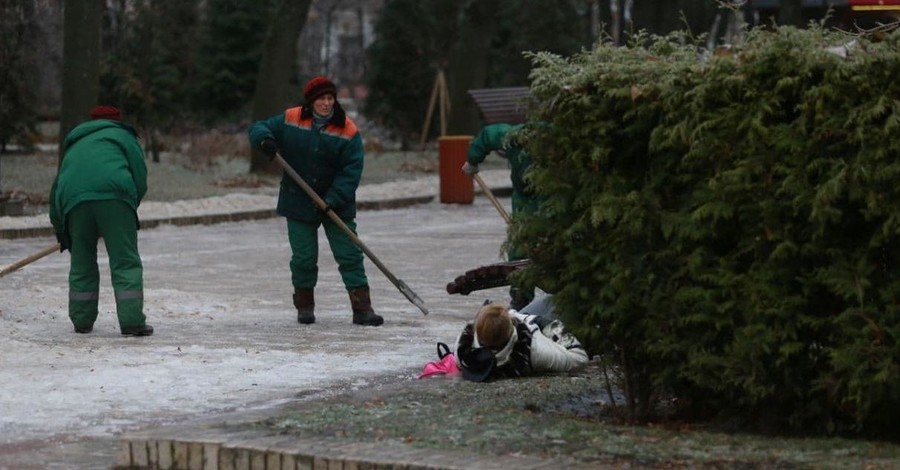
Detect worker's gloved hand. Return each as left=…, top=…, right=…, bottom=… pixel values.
left=55, top=233, right=69, bottom=252
left=259, top=138, right=279, bottom=158
left=316, top=203, right=332, bottom=216
left=461, top=162, right=479, bottom=175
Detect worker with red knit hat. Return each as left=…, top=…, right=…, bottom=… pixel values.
left=248, top=76, right=383, bottom=327
left=49, top=105, right=152, bottom=336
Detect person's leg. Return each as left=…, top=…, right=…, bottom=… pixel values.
left=322, top=218, right=382, bottom=326
left=287, top=219, right=320, bottom=289
left=518, top=294, right=557, bottom=321
left=66, top=202, right=100, bottom=333
left=287, top=219, right=319, bottom=323
left=96, top=200, right=149, bottom=335
left=322, top=217, right=367, bottom=289
left=507, top=191, right=534, bottom=310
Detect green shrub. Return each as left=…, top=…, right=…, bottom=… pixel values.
left=518, top=26, right=900, bottom=436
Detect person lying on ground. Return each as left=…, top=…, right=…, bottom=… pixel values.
left=454, top=296, right=588, bottom=382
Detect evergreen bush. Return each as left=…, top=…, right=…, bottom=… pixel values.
left=519, top=25, right=900, bottom=436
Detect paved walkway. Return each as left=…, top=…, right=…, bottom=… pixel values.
left=0, top=172, right=575, bottom=470
left=0, top=170, right=511, bottom=240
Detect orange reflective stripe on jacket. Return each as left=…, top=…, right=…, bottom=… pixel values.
left=284, top=106, right=358, bottom=140
left=284, top=106, right=311, bottom=130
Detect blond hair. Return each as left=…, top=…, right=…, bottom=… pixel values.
left=474, top=303, right=513, bottom=350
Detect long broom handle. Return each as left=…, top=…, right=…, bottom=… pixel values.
left=273, top=153, right=429, bottom=316
left=0, top=243, right=61, bottom=278
left=473, top=173, right=512, bottom=225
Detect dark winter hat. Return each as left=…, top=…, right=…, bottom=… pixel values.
left=90, top=105, right=122, bottom=121
left=458, top=346, right=496, bottom=383
left=303, top=76, right=337, bottom=103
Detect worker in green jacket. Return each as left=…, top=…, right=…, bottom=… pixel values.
left=248, top=76, right=383, bottom=327
left=462, top=123, right=538, bottom=310
left=49, top=105, right=152, bottom=336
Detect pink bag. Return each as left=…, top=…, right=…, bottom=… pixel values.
left=419, top=343, right=460, bottom=378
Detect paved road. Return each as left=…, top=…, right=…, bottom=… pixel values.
left=0, top=197, right=511, bottom=469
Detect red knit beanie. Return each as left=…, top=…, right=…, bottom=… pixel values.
left=303, top=76, right=337, bottom=103
left=90, top=105, right=122, bottom=121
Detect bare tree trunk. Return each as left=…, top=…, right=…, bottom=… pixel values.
left=610, top=0, right=620, bottom=46
left=356, top=2, right=366, bottom=82
left=778, top=0, right=804, bottom=27
left=724, top=0, right=746, bottom=45
left=447, top=0, right=498, bottom=135
left=707, top=13, right=722, bottom=50
left=147, top=129, right=160, bottom=163
left=623, top=0, right=634, bottom=38
left=324, top=8, right=333, bottom=76
left=248, top=0, right=314, bottom=174
left=322, top=1, right=344, bottom=77
left=590, top=0, right=600, bottom=43
left=60, top=0, right=103, bottom=159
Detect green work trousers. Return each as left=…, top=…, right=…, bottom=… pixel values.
left=508, top=190, right=537, bottom=306
left=67, top=200, right=145, bottom=330
left=287, top=216, right=368, bottom=290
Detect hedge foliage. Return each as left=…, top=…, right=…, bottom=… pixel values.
left=518, top=25, right=900, bottom=436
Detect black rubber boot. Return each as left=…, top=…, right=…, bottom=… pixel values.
left=121, top=324, right=154, bottom=336
left=349, top=286, right=383, bottom=326
left=293, top=289, right=315, bottom=324
left=509, top=287, right=533, bottom=311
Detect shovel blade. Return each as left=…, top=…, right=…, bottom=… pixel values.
left=397, top=278, right=429, bottom=315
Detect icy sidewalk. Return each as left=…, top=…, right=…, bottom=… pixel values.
left=0, top=169, right=510, bottom=238
left=0, top=194, right=514, bottom=468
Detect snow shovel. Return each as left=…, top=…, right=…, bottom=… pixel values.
left=273, top=152, right=429, bottom=316
left=0, top=242, right=61, bottom=278
left=473, top=173, right=512, bottom=225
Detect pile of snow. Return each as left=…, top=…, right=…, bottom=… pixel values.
left=0, top=170, right=509, bottom=231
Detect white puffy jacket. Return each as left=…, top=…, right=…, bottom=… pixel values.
left=455, top=309, right=589, bottom=380
left=503, top=310, right=588, bottom=372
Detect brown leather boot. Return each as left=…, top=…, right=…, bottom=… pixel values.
left=293, top=289, right=315, bottom=324
left=348, top=286, right=383, bottom=326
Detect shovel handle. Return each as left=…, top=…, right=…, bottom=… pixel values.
left=473, top=173, right=512, bottom=224
left=0, top=243, right=61, bottom=278
left=272, top=152, right=429, bottom=315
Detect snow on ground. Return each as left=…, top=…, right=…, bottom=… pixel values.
left=0, top=170, right=509, bottom=230
left=0, top=180, right=512, bottom=449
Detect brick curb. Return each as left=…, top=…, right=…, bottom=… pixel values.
left=0, top=195, right=436, bottom=241
left=115, top=425, right=592, bottom=470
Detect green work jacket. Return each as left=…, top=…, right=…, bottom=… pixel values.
left=467, top=123, right=533, bottom=197
left=49, top=119, right=147, bottom=238
left=248, top=104, right=364, bottom=222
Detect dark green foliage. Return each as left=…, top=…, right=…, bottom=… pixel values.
left=490, top=0, right=591, bottom=86
left=521, top=26, right=900, bottom=436
left=193, top=0, right=275, bottom=120
left=364, top=0, right=460, bottom=143
left=0, top=0, right=40, bottom=152
left=627, top=1, right=720, bottom=40
left=364, top=0, right=590, bottom=140
left=101, top=0, right=201, bottom=129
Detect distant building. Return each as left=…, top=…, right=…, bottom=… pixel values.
left=749, top=0, right=900, bottom=28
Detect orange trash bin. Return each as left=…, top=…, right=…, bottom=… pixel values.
left=438, top=135, right=474, bottom=204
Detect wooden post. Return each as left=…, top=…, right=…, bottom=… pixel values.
left=419, top=71, right=442, bottom=150
left=419, top=70, right=451, bottom=150
left=438, top=70, right=449, bottom=137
